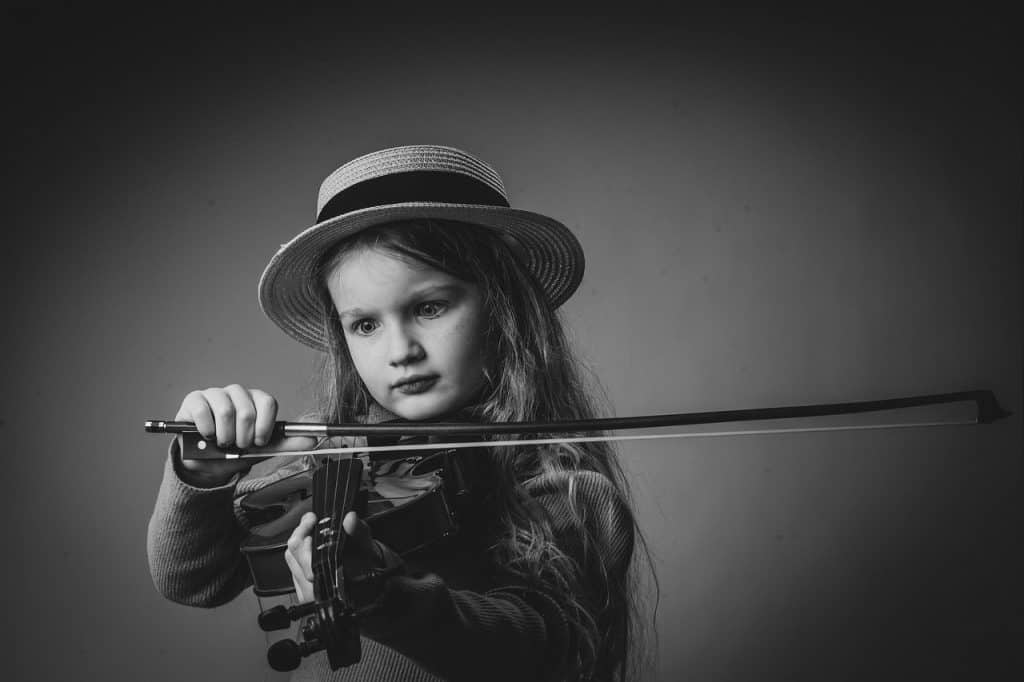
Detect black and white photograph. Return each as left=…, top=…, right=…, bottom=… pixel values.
left=6, top=6, right=1021, bottom=682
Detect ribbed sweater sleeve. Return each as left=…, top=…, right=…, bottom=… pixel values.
left=146, top=451, right=253, bottom=606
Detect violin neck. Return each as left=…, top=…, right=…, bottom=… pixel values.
left=311, top=456, right=363, bottom=601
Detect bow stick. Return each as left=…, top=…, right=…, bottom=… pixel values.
left=146, top=389, right=1011, bottom=459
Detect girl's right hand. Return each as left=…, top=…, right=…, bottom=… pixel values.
left=174, top=384, right=316, bottom=487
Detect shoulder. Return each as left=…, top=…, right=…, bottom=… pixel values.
left=522, top=468, right=636, bottom=574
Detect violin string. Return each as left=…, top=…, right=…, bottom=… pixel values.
left=327, top=451, right=337, bottom=606
left=341, top=449, right=359, bottom=609
left=223, top=418, right=979, bottom=458
left=342, top=450, right=355, bottom=602
left=317, top=446, right=334, bottom=604
left=328, top=448, right=349, bottom=609
left=324, top=447, right=333, bottom=603
left=337, top=454, right=344, bottom=603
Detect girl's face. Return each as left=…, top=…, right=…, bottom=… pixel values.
left=325, top=246, right=488, bottom=421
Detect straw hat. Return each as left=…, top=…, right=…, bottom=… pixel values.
left=258, top=145, right=585, bottom=351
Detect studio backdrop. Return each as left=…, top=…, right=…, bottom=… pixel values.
left=5, top=9, right=1020, bottom=682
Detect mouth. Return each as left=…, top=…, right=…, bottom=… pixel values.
left=392, top=375, right=439, bottom=395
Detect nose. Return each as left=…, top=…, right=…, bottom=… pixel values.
left=387, top=323, right=425, bottom=367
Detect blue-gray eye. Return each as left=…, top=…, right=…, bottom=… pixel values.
left=352, top=319, right=378, bottom=335
left=417, top=301, right=447, bottom=318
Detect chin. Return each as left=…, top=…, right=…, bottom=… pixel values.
left=386, top=396, right=456, bottom=422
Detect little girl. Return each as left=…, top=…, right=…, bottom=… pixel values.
left=148, top=145, right=653, bottom=682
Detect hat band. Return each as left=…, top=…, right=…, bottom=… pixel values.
left=317, top=170, right=511, bottom=222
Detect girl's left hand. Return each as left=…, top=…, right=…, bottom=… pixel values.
left=284, top=510, right=390, bottom=604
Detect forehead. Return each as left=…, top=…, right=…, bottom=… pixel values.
left=325, top=246, right=462, bottom=307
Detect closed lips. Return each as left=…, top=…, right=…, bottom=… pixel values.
left=393, top=375, right=437, bottom=388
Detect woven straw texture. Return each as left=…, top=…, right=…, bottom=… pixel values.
left=316, top=145, right=507, bottom=217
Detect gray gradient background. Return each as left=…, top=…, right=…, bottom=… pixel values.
left=6, top=7, right=1021, bottom=682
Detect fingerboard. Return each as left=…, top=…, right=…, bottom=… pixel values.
left=311, top=456, right=363, bottom=602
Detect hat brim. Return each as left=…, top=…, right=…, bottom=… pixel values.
left=258, top=202, right=585, bottom=351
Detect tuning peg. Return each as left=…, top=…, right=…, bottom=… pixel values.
left=258, top=602, right=319, bottom=631
left=268, top=636, right=323, bottom=672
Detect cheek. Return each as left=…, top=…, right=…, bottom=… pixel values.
left=347, top=343, right=383, bottom=386
left=451, top=316, right=488, bottom=375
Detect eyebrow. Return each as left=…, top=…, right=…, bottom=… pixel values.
left=336, top=283, right=464, bottom=319
left=337, top=306, right=371, bottom=319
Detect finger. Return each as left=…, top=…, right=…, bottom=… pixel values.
left=176, top=390, right=217, bottom=441
left=284, top=546, right=315, bottom=601
left=342, top=510, right=361, bottom=538
left=290, top=572, right=305, bottom=600
left=302, top=536, right=314, bottom=581
left=287, top=511, right=317, bottom=548
left=284, top=542, right=301, bottom=573
left=224, top=384, right=257, bottom=449
left=250, top=389, right=279, bottom=447
left=283, top=537, right=313, bottom=581
left=342, top=511, right=379, bottom=561
left=202, top=387, right=235, bottom=447
left=291, top=573, right=314, bottom=603
left=284, top=520, right=315, bottom=582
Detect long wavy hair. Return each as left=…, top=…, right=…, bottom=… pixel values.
left=311, top=219, right=656, bottom=681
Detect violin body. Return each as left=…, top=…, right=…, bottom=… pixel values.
left=237, top=471, right=315, bottom=596
left=173, top=429, right=481, bottom=596
left=260, top=444, right=478, bottom=670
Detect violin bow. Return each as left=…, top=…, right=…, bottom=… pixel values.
left=146, top=389, right=1011, bottom=459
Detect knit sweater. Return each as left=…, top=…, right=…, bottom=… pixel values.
left=147, top=422, right=634, bottom=681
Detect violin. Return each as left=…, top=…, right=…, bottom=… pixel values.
left=175, top=429, right=482, bottom=672
left=234, top=435, right=480, bottom=596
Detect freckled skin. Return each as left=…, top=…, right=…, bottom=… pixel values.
left=325, top=247, right=488, bottom=421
